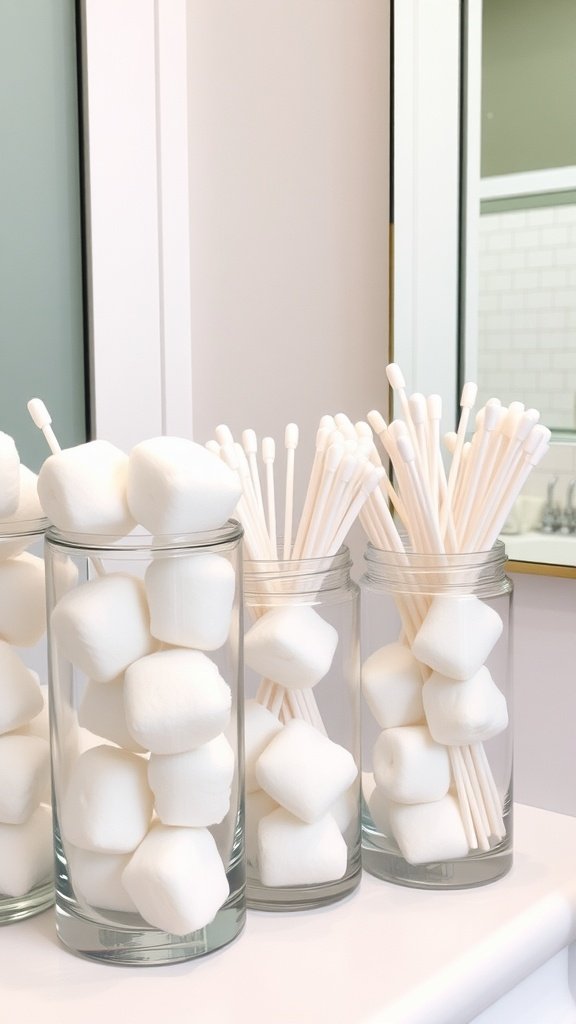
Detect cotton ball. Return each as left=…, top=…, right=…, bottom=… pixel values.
left=37, top=439, right=135, bottom=535
left=127, top=437, right=241, bottom=534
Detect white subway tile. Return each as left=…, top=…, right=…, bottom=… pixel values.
left=511, top=269, right=540, bottom=290
left=487, top=231, right=513, bottom=251
left=540, top=267, right=568, bottom=289
left=541, top=225, right=570, bottom=246
left=525, top=248, right=554, bottom=268
left=498, top=250, right=526, bottom=270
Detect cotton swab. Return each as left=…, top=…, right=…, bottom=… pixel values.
left=261, top=437, right=278, bottom=559
left=27, top=399, right=62, bottom=455
left=291, top=426, right=332, bottom=558
left=283, top=424, right=299, bottom=559
left=441, top=382, right=477, bottom=539
left=242, top=429, right=265, bottom=518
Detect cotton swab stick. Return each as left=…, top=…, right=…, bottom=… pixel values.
left=366, top=411, right=408, bottom=523
left=426, top=394, right=442, bottom=514
left=283, top=423, right=299, bottom=559
left=215, top=423, right=234, bottom=448
left=291, top=425, right=332, bottom=557
left=408, top=392, right=432, bottom=494
left=242, top=429, right=265, bottom=518
left=457, top=402, right=504, bottom=548
left=386, top=363, right=421, bottom=457
left=262, top=437, right=278, bottom=559
left=395, top=435, right=444, bottom=553
left=441, top=382, right=477, bottom=538
left=329, top=465, right=386, bottom=554
left=300, top=442, right=344, bottom=556
left=27, top=399, right=62, bottom=454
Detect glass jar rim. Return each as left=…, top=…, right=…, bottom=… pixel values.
left=0, top=515, right=49, bottom=538
left=364, top=538, right=507, bottom=570
left=45, top=518, right=243, bottom=554
left=362, top=539, right=511, bottom=597
left=244, top=544, right=351, bottom=575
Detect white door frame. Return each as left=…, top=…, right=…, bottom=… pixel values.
left=81, top=0, right=193, bottom=450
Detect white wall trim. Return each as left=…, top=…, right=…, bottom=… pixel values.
left=462, top=0, right=482, bottom=387
left=82, top=0, right=193, bottom=450
left=393, top=0, right=461, bottom=431
left=480, top=166, right=576, bottom=201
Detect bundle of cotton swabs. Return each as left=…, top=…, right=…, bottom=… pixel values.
left=206, top=418, right=384, bottom=729
left=360, top=362, right=551, bottom=855
left=206, top=418, right=384, bottom=563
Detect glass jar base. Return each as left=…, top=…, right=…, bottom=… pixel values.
left=246, top=863, right=361, bottom=912
left=0, top=881, right=54, bottom=924
left=362, top=838, right=512, bottom=890
left=55, top=892, right=245, bottom=965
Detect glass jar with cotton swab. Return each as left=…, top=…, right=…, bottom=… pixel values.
left=207, top=417, right=380, bottom=909
left=358, top=366, right=549, bottom=889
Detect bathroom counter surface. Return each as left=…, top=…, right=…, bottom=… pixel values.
left=3, top=803, right=576, bottom=1024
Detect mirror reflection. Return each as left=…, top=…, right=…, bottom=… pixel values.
left=464, top=0, right=576, bottom=567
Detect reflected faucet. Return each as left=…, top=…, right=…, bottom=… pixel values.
left=560, top=479, right=576, bottom=535
left=539, top=476, right=561, bottom=533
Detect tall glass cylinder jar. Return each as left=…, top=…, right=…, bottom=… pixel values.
left=0, top=517, right=53, bottom=923
left=45, top=522, right=244, bottom=964
left=243, top=547, right=361, bottom=911
left=361, top=541, right=513, bottom=889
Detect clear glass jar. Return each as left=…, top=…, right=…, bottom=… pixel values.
left=45, top=522, right=245, bottom=964
left=0, top=517, right=53, bottom=923
left=361, top=541, right=513, bottom=889
left=243, top=547, right=361, bottom=911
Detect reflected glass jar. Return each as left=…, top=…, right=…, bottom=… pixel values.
left=0, top=516, right=53, bottom=923
left=361, top=541, right=513, bottom=889
left=45, top=522, right=244, bottom=964
left=243, top=547, right=361, bottom=911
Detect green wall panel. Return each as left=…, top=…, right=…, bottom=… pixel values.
left=482, top=0, right=576, bottom=177
left=0, top=0, right=86, bottom=472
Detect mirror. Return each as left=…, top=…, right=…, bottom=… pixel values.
left=392, top=0, right=576, bottom=574
left=0, top=2, right=86, bottom=470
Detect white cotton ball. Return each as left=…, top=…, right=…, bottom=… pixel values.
left=255, top=718, right=357, bottom=824
left=258, top=808, right=347, bottom=887
left=0, top=552, right=46, bottom=646
left=388, top=794, right=469, bottom=865
left=0, top=466, right=44, bottom=559
left=148, top=735, right=235, bottom=827
left=50, top=573, right=156, bottom=682
left=245, top=789, right=278, bottom=868
left=0, top=805, right=52, bottom=898
left=37, top=439, right=135, bottom=535
left=145, top=552, right=236, bottom=650
left=59, top=744, right=154, bottom=854
left=12, top=684, right=50, bottom=742
left=244, top=606, right=338, bottom=690
left=244, top=699, right=283, bottom=793
left=122, top=823, right=230, bottom=935
left=67, top=846, right=137, bottom=914
left=0, top=642, right=43, bottom=734
left=362, top=642, right=424, bottom=728
left=124, top=649, right=231, bottom=755
left=78, top=676, right=147, bottom=753
left=0, top=432, right=20, bottom=519
left=127, top=437, right=241, bottom=535
left=330, top=783, right=358, bottom=836
left=373, top=725, right=451, bottom=804
left=412, top=595, right=503, bottom=681
left=0, top=735, right=50, bottom=824
left=422, top=666, right=509, bottom=746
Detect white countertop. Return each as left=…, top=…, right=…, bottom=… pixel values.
left=3, top=804, right=576, bottom=1024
